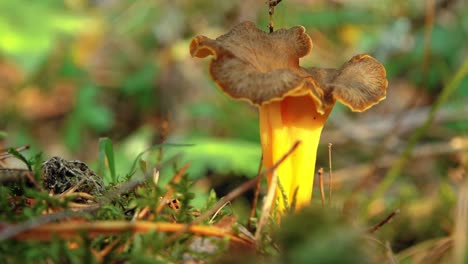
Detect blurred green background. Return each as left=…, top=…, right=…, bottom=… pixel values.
left=0, top=0, right=467, bottom=261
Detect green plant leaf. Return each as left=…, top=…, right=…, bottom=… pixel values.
left=163, top=137, right=262, bottom=179
left=99, top=137, right=117, bottom=184
left=7, top=148, right=32, bottom=171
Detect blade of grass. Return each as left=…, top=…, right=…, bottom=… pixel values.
left=98, top=137, right=117, bottom=184
left=7, top=147, right=32, bottom=171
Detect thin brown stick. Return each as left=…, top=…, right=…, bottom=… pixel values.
left=59, top=178, right=86, bottom=196
left=6, top=221, right=254, bottom=247
left=135, top=207, right=150, bottom=220
left=155, top=162, right=191, bottom=214
left=255, top=171, right=278, bottom=244
left=268, top=0, right=283, bottom=33
left=368, top=209, right=400, bottom=233
left=328, top=143, right=333, bottom=205
left=209, top=202, right=231, bottom=224
left=248, top=154, right=263, bottom=230
left=95, top=238, right=122, bottom=262
left=318, top=168, right=325, bottom=208
left=59, top=192, right=95, bottom=201
left=0, top=145, right=30, bottom=159
left=26, top=170, right=42, bottom=191
left=0, top=210, right=92, bottom=241
left=67, top=202, right=100, bottom=209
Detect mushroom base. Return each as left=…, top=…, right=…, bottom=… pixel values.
left=259, top=95, right=331, bottom=214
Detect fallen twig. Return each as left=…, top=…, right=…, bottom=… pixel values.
left=267, top=0, right=283, bottom=33
left=368, top=209, right=400, bottom=233
left=0, top=210, right=92, bottom=241
left=95, top=238, right=122, bottom=262
left=4, top=221, right=254, bottom=247
left=318, top=168, right=325, bottom=208
left=0, top=145, right=30, bottom=160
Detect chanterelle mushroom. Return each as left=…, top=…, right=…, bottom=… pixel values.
left=190, top=21, right=388, bottom=215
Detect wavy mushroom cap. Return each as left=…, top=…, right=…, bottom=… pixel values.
left=190, top=21, right=388, bottom=114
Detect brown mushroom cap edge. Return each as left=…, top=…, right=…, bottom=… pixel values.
left=190, top=21, right=388, bottom=114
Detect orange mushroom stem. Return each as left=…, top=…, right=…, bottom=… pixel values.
left=259, top=96, right=331, bottom=212
left=190, top=21, right=388, bottom=215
